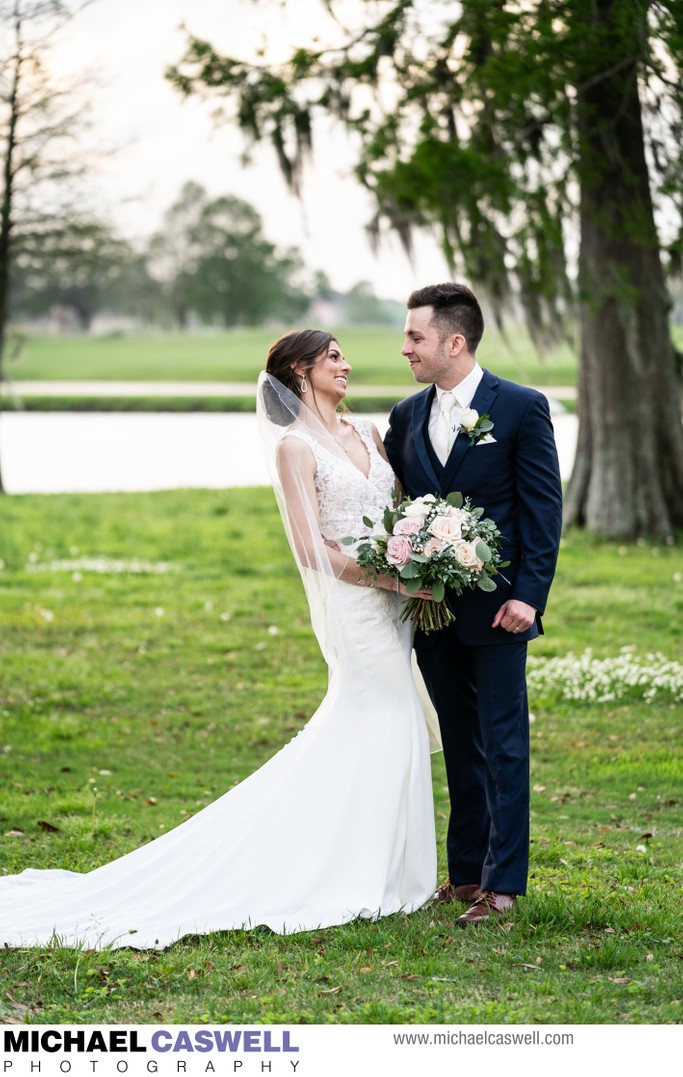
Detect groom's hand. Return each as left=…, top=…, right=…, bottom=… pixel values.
left=492, top=599, right=536, bottom=634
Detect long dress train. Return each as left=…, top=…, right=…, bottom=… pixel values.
left=0, top=419, right=436, bottom=950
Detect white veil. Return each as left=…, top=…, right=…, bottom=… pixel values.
left=256, top=370, right=443, bottom=753
left=256, top=370, right=353, bottom=663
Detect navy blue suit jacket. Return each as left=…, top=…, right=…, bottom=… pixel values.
left=384, top=370, right=563, bottom=646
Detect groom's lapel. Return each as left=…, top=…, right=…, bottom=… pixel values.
left=411, top=386, right=441, bottom=493
left=442, top=369, right=499, bottom=490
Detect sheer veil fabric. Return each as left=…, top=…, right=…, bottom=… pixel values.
left=257, top=372, right=442, bottom=752
left=0, top=374, right=437, bottom=950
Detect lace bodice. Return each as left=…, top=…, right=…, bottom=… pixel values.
left=284, top=417, right=396, bottom=542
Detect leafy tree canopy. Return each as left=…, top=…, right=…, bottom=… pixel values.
left=168, top=0, right=683, bottom=347
left=147, top=182, right=310, bottom=328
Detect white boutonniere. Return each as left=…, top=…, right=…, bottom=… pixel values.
left=459, top=409, right=494, bottom=446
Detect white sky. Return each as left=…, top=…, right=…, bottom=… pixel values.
left=48, top=0, right=452, bottom=300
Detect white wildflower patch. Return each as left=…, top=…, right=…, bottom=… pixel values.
left=26, top=556, right=177, bottom=575
left=527, top=648, right=683, bottom=705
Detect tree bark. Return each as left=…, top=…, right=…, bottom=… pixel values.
left=564, top=0, right=683, bottom=537
left=0, top=9, right=22, bottom=494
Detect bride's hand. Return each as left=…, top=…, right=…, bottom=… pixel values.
left=375, top=574, right=433, bottom=600
left=399, top=582, right=433, bottom=600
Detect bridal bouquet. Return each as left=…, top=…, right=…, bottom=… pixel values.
left=343, top=492, right=508, bottom=632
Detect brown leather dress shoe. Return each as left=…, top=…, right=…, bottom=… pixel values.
left=457, top=889, right=518, bottom=924
left=434, top=880, right=481, bottom=905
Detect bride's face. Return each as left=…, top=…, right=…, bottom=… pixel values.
left=307, top=341, right=352, bottom=401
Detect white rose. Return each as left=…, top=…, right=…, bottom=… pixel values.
left=428, top=515, right=463, bottom=543
left=460, top=408, right=479, bottom=432
left=423, top=537, right=444, bottom=557
left=402, top=502, right=428, bottom=523
left=453, top=540, right=484, bottom=571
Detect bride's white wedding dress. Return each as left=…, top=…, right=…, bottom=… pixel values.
left=0, top=418, right=436, bottom=950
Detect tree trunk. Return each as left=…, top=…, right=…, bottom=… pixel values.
left=0, top=6, right=23, bottom=496
left=564, top=0, right=683, bottom=537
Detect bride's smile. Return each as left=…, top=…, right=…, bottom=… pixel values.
left=308, top=342, right=351, bottom=402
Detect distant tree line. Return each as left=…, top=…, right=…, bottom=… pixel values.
left=7, top=180, right=403, bottom=332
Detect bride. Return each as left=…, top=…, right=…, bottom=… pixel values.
left=0, top=329, right=437, bottom=950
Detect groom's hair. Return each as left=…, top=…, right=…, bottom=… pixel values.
left=407, top=282, right=484, bottom=354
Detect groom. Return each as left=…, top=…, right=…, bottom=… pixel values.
left=384, top=282, right=563, bottom=924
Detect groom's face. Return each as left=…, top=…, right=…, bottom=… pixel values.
left=402, top=306, right=455, bottom=386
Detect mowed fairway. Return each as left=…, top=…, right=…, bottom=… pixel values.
left=8, top=326, right=579, bottom=386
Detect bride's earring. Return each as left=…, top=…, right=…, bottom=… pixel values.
left=299, top=375, right=308, bottom=395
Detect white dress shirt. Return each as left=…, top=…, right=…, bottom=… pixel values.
left=428, top=362, right=484, bottom=464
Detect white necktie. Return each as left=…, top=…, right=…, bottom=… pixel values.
left=433, top=392, right=459, bottom=465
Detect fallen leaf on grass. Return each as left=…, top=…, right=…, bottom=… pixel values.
left=515, top=964, right=542, bottom=971
left=404, top=974, right=420, bottom=981
left=609, top=977, right=631, bottom=985
left=7, top=1003, right=32, bottom=1020
left=5, top=830, right=24, bottom=837
left=320, top=986, right=341, bottom=995
left=37, top=820, right=59, bottom=833
left=359, top=967, right=373, bottom=974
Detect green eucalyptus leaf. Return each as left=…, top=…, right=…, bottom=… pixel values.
left=477, top=575, right=497, bottom=592
left=405, top=576, right=424, bottom=594
left=431, top=580, right=445, bottom=603
left=399, top=562, right=423, bottom=578
left=384, top=508, right=397, bottom=532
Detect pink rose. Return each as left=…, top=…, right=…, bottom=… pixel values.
left=386, top=535, right=414, bottom=567
left=394, top=518, right=421, bottom=536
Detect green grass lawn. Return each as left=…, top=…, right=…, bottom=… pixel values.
left=5, top=326, right=579, bottom=387
left=0, top=490, right=681, bottom=1025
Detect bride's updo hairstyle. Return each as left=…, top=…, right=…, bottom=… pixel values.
left=264, top=328, right=335, bottom=425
